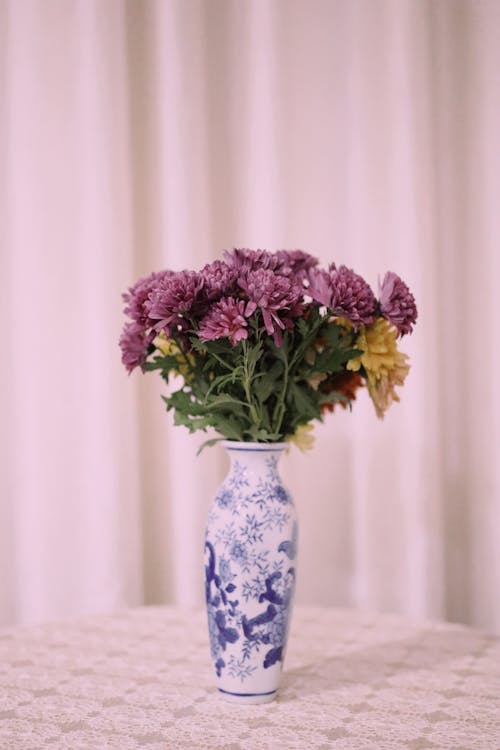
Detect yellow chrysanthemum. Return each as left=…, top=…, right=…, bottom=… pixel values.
left=347, top=318, right=410, bottom=418
left=153, top=332, right=193, bottom=379
left=288, top=424, right=315, bottom=452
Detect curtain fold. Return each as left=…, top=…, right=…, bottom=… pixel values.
left=1, top=0, right=499, bottom=633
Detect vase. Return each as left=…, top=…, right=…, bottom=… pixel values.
left=204, top=440, right=297, bottom=704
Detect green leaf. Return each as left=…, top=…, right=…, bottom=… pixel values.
left=189, top=337, right=208, bottom=353
left=142, top=354, right=181, bottom=372
left=210, top=415, right=243, bottom=441
left=314, top=346, right=361, bottom=373
left=196, top=437, right=224, bottom=455
left=266, top=334, right=289, bottom=363
left=208, top=393, right=247, bottom=414
left=296, top=317, right=309, bottom=338
left=164, top=390, right=206, bottom=416
left=245, top=425, right=283, bottom=442
left=201, top=339, right=236, bottom=356
left=288, top=381, right=320, bottom=420
left=172, top=411, right=215, bottom=432
left=254, top=361, right=283, bottom=403
left=203, top=370, right=243, bottom=400
left=321, top=323, right=341, bottom=346
left=245, top=341, right=263, bottom=374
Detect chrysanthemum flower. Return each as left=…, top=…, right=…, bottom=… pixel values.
left=122, top=270, right=172, bottom=327
left=288, top=424, right=315, bottom=452
left=347, top=318, right=410, bottom=418
left=379, top=271, right=418, bottom=336
left=119, top=322, right=154, bottom=373
left=309, top=264, right=376, bottom=328
left=238, top=269, right=303, bottom=346
left=200, top=260, right=238, bottom=301
left=224, top=248, right=281, bottom=276
left=146, top=270, right=205, bottom=336
left=275, top=250, right=319, bottom=279
left=198, top=297, right=249, bottom=345
left=320, top=371, right=365, bottom=413
left=225, top=247, right=319, bottom=284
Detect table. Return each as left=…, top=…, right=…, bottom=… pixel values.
left=0, top=606, right=498, bottom=749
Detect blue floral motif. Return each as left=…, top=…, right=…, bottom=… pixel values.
left=250, top=479, right=291, bottom=510
left=240, top=514, right=265, bottom=545
left=265, top=455, right=279, bottom=477
left=215, top=488, right=234, bottom=509
left=205, top=452, right=297, bottom=683
left=263, top=506, right=291, bottom=532
left=227, top=655, right=257, bottom=682
left=228, top=460, right=249, bottom=492
left=229, top=540, right=248, bottom=566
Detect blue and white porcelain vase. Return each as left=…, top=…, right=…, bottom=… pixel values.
left=204, top=441, right=297, bottom=704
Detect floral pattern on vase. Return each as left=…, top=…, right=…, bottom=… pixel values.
left=204, top=442, right=297, bottom=703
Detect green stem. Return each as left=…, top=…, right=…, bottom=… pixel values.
left=207, top=351, right=234, bottom=372
left=272, top=342, right=289, bottom=436
left=242, top=340, right=261, bottom=427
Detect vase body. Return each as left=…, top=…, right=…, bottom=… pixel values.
left=204, top=441, right=297, bottom=704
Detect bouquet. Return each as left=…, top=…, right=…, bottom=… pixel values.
left=120, top=249, right=417, bottom=450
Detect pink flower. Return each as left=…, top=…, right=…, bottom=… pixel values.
left=379, top=272, right=418, bottom=336
left=198, top=297, right=249, bottom=346
left=122, top=270, right=172, bottom=327
left=275, top=249, right=319, bottom=279
left=309, top=264, right=376, bottom=328
left=224, top=247, right=318, bottom=283
left=146, top=270, right=205, bottom=336
left=200, top=260, right=238, bottom=301
left=224, top=248, right=282, bottom=277
left=119, top=322, right=155, bottom=373
left=238, top=269, right=303, bottom=346
left=120, top=270, right=172, bottom=372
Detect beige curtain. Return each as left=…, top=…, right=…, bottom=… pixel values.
left=1, top=0, right=499, bottom=633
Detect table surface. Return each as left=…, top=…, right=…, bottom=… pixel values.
left=0, top=606, right=499, bottom=750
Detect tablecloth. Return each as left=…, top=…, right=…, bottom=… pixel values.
left=1, top=606, right=499, bottom=749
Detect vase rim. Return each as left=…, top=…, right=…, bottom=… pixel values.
left=221, top=440, right=288, bottom=452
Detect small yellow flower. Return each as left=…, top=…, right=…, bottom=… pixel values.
left=153, top=332, right=178, bottom=357
left=288, top=424, right=315, bottom=452
left=153, top=332, right=194, bottom=379
left=347, top=318, right=409, bottom=418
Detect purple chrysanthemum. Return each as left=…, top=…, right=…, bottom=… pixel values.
left=379, top=272, right=418, bottom=336
left=224, top=248, right=282, bottom=277
left=146, top=270, right=206, bottom=336
left=275, top=249, right=319, bottom=279
left=307, top=268, right=331, bottom=306
left=309, top=264, right=376, bottom=328
left=238, top=269, right=303, bottom=346
left=224, top=247, right=318, bottom=284
left=200, top=260, right=238, bottom=301
left=120, top=270, right=172, bottom=372
left=119, top=322, right=155, bottom=373
left=198, top=297, right=249, bottom=346
left=122, top=270, right=172, bottom=327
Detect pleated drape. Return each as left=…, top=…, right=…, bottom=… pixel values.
left=1, top=0, right=499, bottom=633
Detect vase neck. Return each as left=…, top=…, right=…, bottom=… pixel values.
left=223, top=442, right=287, bottom=471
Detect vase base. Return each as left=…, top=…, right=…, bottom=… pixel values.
left=218, top=688, right=277, bottom=704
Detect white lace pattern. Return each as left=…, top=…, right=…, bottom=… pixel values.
left=0, top=606, right=498, bottom=749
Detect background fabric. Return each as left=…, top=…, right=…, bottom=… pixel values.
left=1, top=0, right=499, bottom=633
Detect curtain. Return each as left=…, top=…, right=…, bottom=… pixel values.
left=1, top=0, right=499, bottom=634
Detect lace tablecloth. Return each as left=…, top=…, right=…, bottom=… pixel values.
left=0, top=606, right=499, bottom=749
